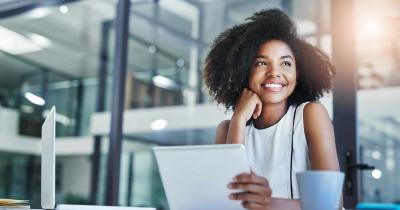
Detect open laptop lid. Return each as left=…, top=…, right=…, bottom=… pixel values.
left=41, top=106, right=56, bottom=210
left=40, top=106, right=158, bottom=210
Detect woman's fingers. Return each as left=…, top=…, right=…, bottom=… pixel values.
left=233, top=172, right=269, bottom=186
left=242, top=201, right=265, bottom=210
left=252, top=105, right=258, bottom=119
left=252, top=101, right=262, bottom=119
left=235, top=88, right=263, bottom=122
left=253, top=105, right=260, bottom=119
left=228, top=182, right=271, bottom=195
left=229, top=192, right=269, bottom=204
left=250, top=90, right=262, bottom=119
left=255, top=99, right=262, bottom=117
left=229, top=171, right=272, bottom=210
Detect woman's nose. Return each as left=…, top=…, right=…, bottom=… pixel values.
left=266, top=65, right=282, bottom=77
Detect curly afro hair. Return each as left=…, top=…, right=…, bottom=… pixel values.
left=203, top=8, right=335, bottom=110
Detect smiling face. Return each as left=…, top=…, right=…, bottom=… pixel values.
left=248, top=39, right=297, bottom=105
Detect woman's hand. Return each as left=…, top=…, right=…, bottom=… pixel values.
left=228, top=170, right=272, bottom=210
left=225, top=88, right=261, bottom=144
left=232, top=88, right=262, bottom=123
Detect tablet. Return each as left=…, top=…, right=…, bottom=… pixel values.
left=153, top=144, right=249, bottom=210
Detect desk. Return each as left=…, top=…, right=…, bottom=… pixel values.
left=21, top=205, right=155, bottom=210
left=56, top=205, right=155, bottom=210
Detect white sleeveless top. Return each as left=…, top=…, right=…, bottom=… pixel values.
left=245, top=102, right=310, bottom=199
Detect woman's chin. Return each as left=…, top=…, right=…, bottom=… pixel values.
left=260, top=97, right=288, bottom=105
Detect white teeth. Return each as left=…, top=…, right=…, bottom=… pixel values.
left=264, top=83, right=283, bottom=88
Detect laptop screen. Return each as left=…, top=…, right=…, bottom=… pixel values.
left=41, top=106, right=56, bottom=210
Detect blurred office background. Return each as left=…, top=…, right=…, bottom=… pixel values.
left=0, top=0, right=399, bottom=209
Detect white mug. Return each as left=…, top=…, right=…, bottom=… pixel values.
left=296, top=171, right=344, bottom=210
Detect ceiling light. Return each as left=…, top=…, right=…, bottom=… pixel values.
left=42, top=110, right=72, bottom=126
left=151, top=119, right=168, bottom=130
left=29, top=33, right=51, bottom=48
left=24, top=92, right=45, bottom=106
left=371, top=169, right=382, bottom=179
left=27, top=7, right=50, bottom=19
left=148, top=45, right=157, bottom=53
left=59, top=5, right=69, bottom=14
left=0, top=26, right=42, bottom=54
left=152, top=75, right=179, bottom=90
left=371, top=150, right=381, bottom=160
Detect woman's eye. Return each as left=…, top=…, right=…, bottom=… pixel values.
left=282, top=61, right=292, bottom=67
left=255, top=61, right=267, bottom=66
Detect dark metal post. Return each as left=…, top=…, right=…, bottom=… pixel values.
left=196, top=5, right=205, bottom=103
left=74, top=80, right=83, bottom=136
left=41, top=69, right=49, bottom=102
left=105, top=0, right=131, bottom=205
left=126, top=153, right=134, bottom=206
left=90, top=20, right=112, bottom=205
left=331, top=0, right=358, bottom=208
left=41, top=69, right=49, bottom=116
left=149, top=0, right=159, bottom=107
left=90, top=136, right=102, bottom=204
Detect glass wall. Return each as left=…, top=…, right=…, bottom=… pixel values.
left=355, top=0, right=400, bottom=204
left=0, top=0, right=116, bottom=207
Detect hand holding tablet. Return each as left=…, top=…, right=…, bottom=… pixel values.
left=228, top=169, right=273, bottom=209
left=153, top=144, right=250, bottom=210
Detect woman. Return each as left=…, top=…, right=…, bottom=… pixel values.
left=203, top=9, right=340, bottom=210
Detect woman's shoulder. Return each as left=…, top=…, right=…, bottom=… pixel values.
left=302, top=101, right=332, bottom=136
left=292, top=101, right=329, bottom=128
left=303, top=101, right=329, bottom=119
left=291, top=101, right=327, bottom=115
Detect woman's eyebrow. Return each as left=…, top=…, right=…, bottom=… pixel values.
left=281, top=55, right=294, bottom=60
left=255, top=55, right=268, bottom=59
left=255, top=55, right=294, bottom=60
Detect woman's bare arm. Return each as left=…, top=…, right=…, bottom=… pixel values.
left=303, top=102, right=340, bottom=171
left=215, top=120, right=230, bottom=144
left=215, top=88, right=262, bottom=144
left=226, top=118, right=248, bottom=144
left=215, top=118, right=249, bottom=144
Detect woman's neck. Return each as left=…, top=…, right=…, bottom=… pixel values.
left=254, top=101, right=288, bottom=129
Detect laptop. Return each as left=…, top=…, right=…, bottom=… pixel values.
left=153, top=144, right=249, bottom=210
left=41, top=106, right=56, bottom=210
left=41, top=106, right=155, bottom=210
